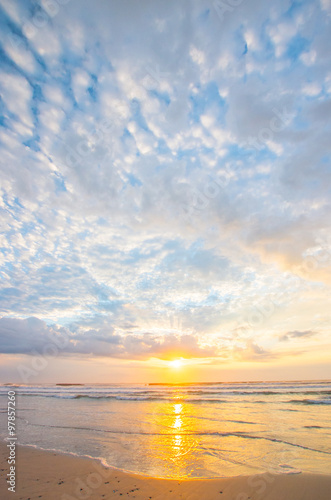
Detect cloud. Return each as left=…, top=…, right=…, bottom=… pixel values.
left=0, top=316, right=216, bottom=360
left=0, top=0, right=331, bottom=370
left=0, top=316, right=71, bottom=354
left=233, top=341, right=277, bottom=362
left=279, top=330, right=317, bottom=342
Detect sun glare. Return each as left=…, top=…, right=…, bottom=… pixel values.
left=169, top=359, right=183, bottom=369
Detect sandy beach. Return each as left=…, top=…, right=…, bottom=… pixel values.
left=1, top=442, right=330, bottom=500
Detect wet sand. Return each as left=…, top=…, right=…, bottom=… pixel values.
left=1, top=441, right=330, bottom=499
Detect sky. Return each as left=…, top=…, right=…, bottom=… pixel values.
left=0, top=0, right=330, bottom=383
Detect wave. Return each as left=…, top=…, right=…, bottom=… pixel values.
left=2, top=387, right=331, bottom=397
left=184, top=389, right=331, bottom=396
left=18, top=393, right=230, bottom=403
left=8, top=441, right=308, bottom=478
left=10, top=442, right=113, bottom=470
left=2, top=381, right=331, bottom=405
left=303, top=425, right=324, bottom=429
left=15, top=421, right=331, bottom=456
left=290, top=399, right=331, bottom=405
left=8, top=391, right=331, bottom=405
left=56, top=383, right=85, bottom=386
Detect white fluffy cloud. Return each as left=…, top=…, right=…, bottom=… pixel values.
left=0, top=0, right=331, bottom=368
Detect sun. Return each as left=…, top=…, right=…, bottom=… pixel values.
left=169, top=359, right=183, bottom=369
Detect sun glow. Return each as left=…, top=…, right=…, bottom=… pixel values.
left=169, top=359, right=183, bottom=369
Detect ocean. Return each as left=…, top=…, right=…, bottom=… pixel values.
left=1, top=381, right=330, bottom=478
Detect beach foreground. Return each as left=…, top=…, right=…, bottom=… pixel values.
left=1, top=443, right=331, bottom=500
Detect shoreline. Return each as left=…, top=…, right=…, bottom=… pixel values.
left=1, top=440, right=268, bottom=481
left=1, top=442, right=331, bottom=499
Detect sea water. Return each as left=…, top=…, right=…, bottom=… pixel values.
left=0, top=380, right=330, bottom=478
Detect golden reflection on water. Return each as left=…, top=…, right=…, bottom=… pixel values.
left=148, top=393, right=273, bottom=478
left=136, top=391, right=324, bottom=478
left=151, top=395, right=202, bottom=477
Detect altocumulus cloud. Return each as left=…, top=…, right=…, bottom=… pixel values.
left=0, top=0, right=331, bottom=363
left=0, top=317, right=216, bottom=359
